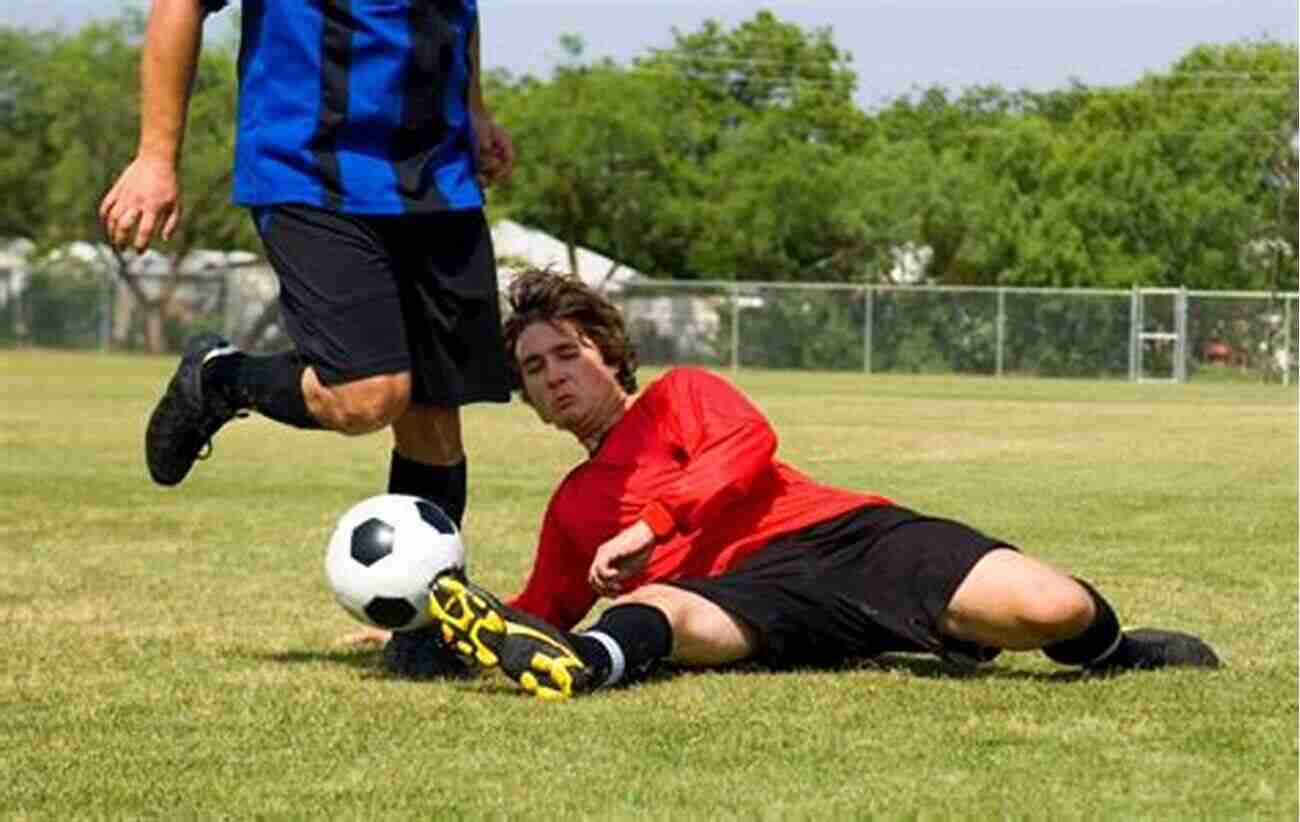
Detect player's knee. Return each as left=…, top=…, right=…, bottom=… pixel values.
left=1018, top=580, right=1095, bottom=642
left=325, top=374, right=411, bottom=435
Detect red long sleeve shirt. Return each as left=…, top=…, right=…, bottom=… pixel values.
left=507, top=367, right=893, bottom=630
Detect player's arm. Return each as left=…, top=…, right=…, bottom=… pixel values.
left=100, top=0, right=218, bottom=252
left=467, top=14, right=515, bottom=185
left=641, top=369, right=778, bottom=538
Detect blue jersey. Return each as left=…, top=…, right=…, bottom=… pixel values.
left=203, top=0, right=483, bottom=214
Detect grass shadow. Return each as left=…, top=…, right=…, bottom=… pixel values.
left=691, top=653, right=1093, bottom=684
left=244, top=646, right=1104, bottom=691
left=245, top=645, right=529, bottom=689
left=863, top=653, right=1090, bottom=682
left=244, top=646, right=384, bottom=674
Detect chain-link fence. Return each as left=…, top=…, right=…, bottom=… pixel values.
left=613, top=281, right=1299, bottom=384
left=2, top=264, right=1295, bottom=384
left=0, top=262, right=287, bottom=354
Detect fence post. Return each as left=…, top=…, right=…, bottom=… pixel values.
left=98, top=268, right=112, bottom=351
left=220, top=268, right=233, bottom=341
left=1, top=268, right=8, bottom=340
left=863, top=286, right=873, bottom=374
left=1285, top=297, right=1294, bottom=388
left=730, top=282, right=740, bottom=371
left=1174, top=287, right=1187, bottom=383
left=1128, top=286, right=1139, bottom=382
left=995, top=287, right=1005, bottom=378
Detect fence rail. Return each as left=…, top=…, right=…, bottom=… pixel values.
left=612, top=281, right=1298, bottom=385
left=2, top=265, right=1296, bottom=384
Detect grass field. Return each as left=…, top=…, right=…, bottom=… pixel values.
left=2, top=349, right=1297, bottom=819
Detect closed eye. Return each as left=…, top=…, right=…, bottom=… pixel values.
left=520, top=355, right=544, bottom=375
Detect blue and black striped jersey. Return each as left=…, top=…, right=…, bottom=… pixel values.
left=203, top=0, right=483, bottom=214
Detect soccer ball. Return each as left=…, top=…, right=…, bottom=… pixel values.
left=324, top=494, right=465, bottom=631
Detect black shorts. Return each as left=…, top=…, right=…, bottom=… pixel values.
left=253, top=204, right=512, bottom=406
left=666, top=505, right=1011, bottom=669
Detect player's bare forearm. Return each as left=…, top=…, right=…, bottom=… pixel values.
left=138, top=0, right=206, bottom=164
left=100, top=0, right=207, bottom=250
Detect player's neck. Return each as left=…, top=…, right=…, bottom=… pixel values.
left=578, top=394, right=634, bottom=455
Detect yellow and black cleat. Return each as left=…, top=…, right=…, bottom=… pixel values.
left=428, top=575, right=596, bottom=700
left=428, top=575, right=507, bottom=667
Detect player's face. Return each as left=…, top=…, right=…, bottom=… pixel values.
left=515, top=319, right=626, bottom=437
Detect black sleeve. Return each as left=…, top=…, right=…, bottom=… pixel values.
left=198, top=0, right=229, bottom=13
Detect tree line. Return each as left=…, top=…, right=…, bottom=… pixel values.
left=1, top=10, right=1296, bottom=294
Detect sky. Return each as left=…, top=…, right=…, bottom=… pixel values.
left=5, top=0, right=1297, bottom=108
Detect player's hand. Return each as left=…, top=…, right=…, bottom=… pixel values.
left=471, top=111, right=515, bottom=187
left=588, top=520, right=655, bottom=598
left=99, top=156, right=182, bottom=253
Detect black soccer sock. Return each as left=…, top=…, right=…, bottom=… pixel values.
left=569, top=603, right=673, bottom=689
left=387, top=451, right=467, bottom=528
left=204, top=350, right=323, bottom=429
left=1042, top=578, right=1127, bottom=667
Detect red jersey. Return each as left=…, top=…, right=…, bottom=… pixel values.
left=507, top=367, right=893, bottom=630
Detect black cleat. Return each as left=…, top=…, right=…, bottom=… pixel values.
left=1093, top=628, right=1221, bottom=672
left=144, top=333, right=244, bottom=486
left=429, top=575, right=597, bottom=700
left=381, top=626, right=473, bottom=680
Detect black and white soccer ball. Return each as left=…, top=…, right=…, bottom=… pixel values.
left=324, top=494, right=465, bottom=631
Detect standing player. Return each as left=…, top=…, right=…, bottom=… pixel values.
left=417, top=269, right=1219, bottom=700
left=99, top=0, right=514, bottom=676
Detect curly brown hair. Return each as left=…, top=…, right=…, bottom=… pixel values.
left=501, top=268, right=639, bottom=397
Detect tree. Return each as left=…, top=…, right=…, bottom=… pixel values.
left=637, top=11, right=872, bottom=280
left=490, top=13, right=874, bottom=282
left=864, top=40, right=1298, bottom=290
left=685, top=117, right=869, bottom=281
left=0, top=29, right=57, bottom=239
left=489, top=38, right=688, bottom=279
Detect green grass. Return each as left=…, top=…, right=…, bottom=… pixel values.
left=2, top=349, right=1296, bottom=819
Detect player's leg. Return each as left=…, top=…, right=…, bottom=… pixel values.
left=389, top=405, right=466, bottom=525
left=429, top=578, right=748, bottom=700
left=939, top=548, right=1094, bottom=650
left=385, top=405, right=469, bottom=675
left=381, top=405, right=467, bottom=678
left=380, top=207, right=511, bottom=528
left=380, top=209, right=512, bottom=675
left=144, top=204, right=414, bottom=484
left=941, top=547, right=1219, bottom=670
left=617, top=583, right=758, bottom=667
left=205, top=350, right=409, bottom=434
